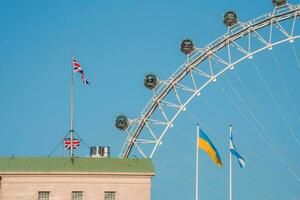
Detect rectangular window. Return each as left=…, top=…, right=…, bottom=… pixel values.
left=72, top=191, right=83, bottom=200
left=104, top=191, right=116, bottom=200
left=38, top=191, right=50, bottom=200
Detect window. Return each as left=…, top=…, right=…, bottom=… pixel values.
left=104, top=191, right=116, bottom=200
left=38, top=191, right=49, bottom=200
left=72, top=191, right=83, bottom=200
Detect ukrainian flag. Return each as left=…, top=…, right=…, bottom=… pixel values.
left=198, top=129, right=223, bottom=167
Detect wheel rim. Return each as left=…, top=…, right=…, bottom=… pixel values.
left=120, top=4, right=300, bottom=158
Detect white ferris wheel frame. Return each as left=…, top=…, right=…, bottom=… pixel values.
left=120, top=3, right=300, bottom=158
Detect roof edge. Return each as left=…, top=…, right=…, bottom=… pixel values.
left=0, top=171, right=155, bottom=176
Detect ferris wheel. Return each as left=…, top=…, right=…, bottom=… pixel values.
left=115, top=0, right=300, bottom=159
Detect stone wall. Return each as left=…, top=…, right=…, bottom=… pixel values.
left=0, top=173, right=153, bottom=200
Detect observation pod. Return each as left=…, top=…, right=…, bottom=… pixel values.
left=144, top=74, right=159, bottom=89
left=223, top=11, right=238, bottom=27
left=115, top=115, right=129, bottom=130
left=272, top=0, right=287, bottom=7
left=180, top=39, right=195, bottom=55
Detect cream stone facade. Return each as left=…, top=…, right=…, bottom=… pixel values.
left=0, top=157, right=155, bottom=200
left=0, top=173, right=152, bottom=200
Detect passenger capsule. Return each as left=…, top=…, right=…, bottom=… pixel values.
left=144, top=74, right=159, bottom=89
left=115, top=115, right=129, bottom=130
left=272, top=0, right=287, bottom=7
left=180, top=39, right=195, bottom=55
left=223, top=11, right=238, bottom=27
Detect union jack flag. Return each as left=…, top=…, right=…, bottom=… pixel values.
left=79, top=70, right=89, bottom=85
left=72, top=58, right=81, bottom=73
left=64, top=138, right=80, bottom=150
left=72, top=57, right=89, bottom=85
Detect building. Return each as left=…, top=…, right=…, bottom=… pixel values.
left=0, top=157, right=155, bottom=200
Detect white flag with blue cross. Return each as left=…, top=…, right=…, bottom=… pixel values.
left=230, top=133, right=246, bottom=168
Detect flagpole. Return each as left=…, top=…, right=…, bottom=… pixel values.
left=196, top=124, right=199, bottom=200
left=229, top=124, right=233, bottom=200
left=70, top=55, right=74, bottom=158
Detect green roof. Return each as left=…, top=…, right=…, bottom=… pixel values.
left=0, top=157, right=155, bottom=174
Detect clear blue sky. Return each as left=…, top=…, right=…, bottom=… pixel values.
left=1, top=0, right=300, bottom=200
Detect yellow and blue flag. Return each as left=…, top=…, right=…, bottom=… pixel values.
left=198, top=129, right=223, bottom=167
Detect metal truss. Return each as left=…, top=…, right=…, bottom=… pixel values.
left=120, top=4, right=300, bottom=158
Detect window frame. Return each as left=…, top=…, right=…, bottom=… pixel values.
left=72, top=191, right=84, bottom=200
left=104, top=191, right=116, bottom=200
left=38, top=191, right=50, bottom=200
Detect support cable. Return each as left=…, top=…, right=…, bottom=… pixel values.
left=153, top=162, right=194, bottom=184
left=232, top=71, right=296, bottom=162
left=231, top=71, right=300, bottom=178
left=74, top=131, right=90, bottom=149
left=163, top=144, right=195, bottom=163
left=162, top=137, right=278, bottom=200
left=152, top=184, right=194, bottom=199
left=224, top=76, right=300, bottom=180
left=270, top=50, right=300, bottom=122
left=215, top=61, right=293, bottom=164
left=290, top=43, right=300, bottom=72
left=185, top=109, right=296, bottom=200
left=185, top=110, right=226, bottom=145
left=218, top=82, right=300, bottom=182
left=252, top=60, right=300, bottom=147
left=202, top=96, right=229, bottom=124
left=173, top=126, right=196, bottom=145
left=47, top=132, right=69, bottom=157
left=247, top=160, right=297, bottom=200
left=155, top=166, right=194, bottom=184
